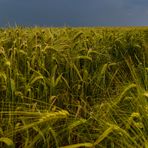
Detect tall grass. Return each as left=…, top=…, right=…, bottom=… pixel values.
left=0, top=27, right=148, bottom=147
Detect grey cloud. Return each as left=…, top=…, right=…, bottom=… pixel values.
left=0, top=0, right=148, bottom=26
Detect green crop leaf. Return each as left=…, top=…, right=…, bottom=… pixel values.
left=76, top=56, right=92, bottom=62
left=0, top=137, right=15, bottom=148
left=60, top=143, right=93, bottom=148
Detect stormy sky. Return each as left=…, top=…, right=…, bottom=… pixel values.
left=0, top=0, right=148, bottom=27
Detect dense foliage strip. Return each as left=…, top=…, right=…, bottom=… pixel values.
left=0, top=27, right=148, bottom=147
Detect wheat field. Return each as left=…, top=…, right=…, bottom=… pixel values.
left=0, top=27, right=148, bottom=147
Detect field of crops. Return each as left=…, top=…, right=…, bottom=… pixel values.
left=0, top=27, right=148, bottom=148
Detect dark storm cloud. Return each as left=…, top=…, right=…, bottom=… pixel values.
left=0, top=0, right=148, bottom=27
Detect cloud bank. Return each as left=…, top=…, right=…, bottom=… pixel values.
left=0, top=0, right=148, bottom=26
